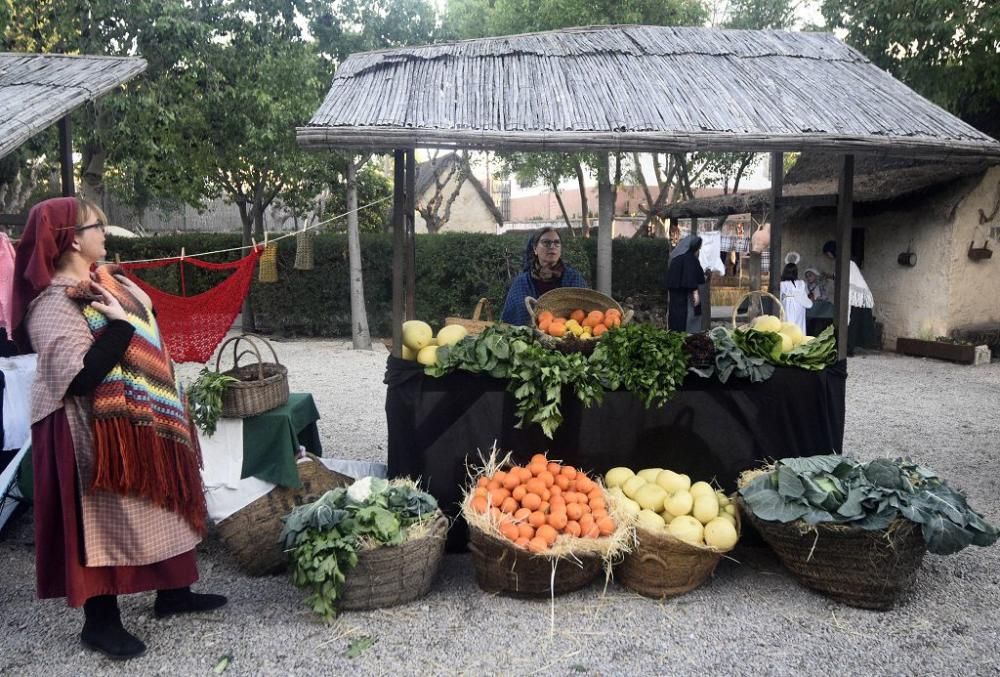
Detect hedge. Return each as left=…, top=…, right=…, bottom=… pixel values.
left=106, top=232, right=670, bottom=337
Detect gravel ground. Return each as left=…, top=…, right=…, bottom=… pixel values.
left=2, top=341, right=999, bottom=677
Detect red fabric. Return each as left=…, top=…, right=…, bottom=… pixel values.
left=32, top=410, right=198, bottom=607
left=10, top=197, right=78, bottom=351
left=121, top=248, right=261, bottom=363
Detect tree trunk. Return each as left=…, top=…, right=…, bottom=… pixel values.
left=237, top=201, right=256, bottom=332
left=346, top=159, right=372, bottom=350
left=551, top=180, right=576, bottom=236
left=575, top=163, right=590, bottom=237
left=596, top=156, right=613, bottom=295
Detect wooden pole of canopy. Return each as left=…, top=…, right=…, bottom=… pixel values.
left=404, top=150, right=417, bottom=320
left=58, top=117, right=75, bottom=197
left=596, top=156, right=613, bottom=295
left=391, top=150, right=405, bottom=357
left=834, top=155, right=855, bottom=360
left=768, top=152, right=784, bottom=313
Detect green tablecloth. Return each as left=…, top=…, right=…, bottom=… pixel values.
left=17, top=392, right=322, bottom=499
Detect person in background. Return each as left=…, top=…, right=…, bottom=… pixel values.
left=500, top=227, right=587, bottom=326
left=779, top=262, right=812, bottom=335
left=822, top=240, right=877, bottom=355
left=803, top=266, right=833, bottom=336
left=664, top=235, right=706, bottom=332
left=10, top=197, right=226, bottom=661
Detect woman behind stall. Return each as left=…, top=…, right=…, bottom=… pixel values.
left=663, top=235, right=706, bottom=332
left=500, top=227, right=587, bottom=326
left=822, top=240, right=877, bottom=355
left=11, top=197, right=225, bottom=661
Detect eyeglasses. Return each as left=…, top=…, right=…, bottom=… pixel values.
left=76, top=223, right=106, bottom=234
left=537, top=239, right=561, bottom=248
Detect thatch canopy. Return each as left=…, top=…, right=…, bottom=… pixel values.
left=0, top=53, right=147, bottom=161
left=299, top=25, right=1000, bottom=160
left=655, top=154, right=998, bottom=218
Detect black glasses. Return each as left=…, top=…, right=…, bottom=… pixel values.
left=77, top=223, right=106, bottom=234
left=537, top=238, right=561, bottom=248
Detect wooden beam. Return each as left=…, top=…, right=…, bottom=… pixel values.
left=834, top=155, right=855, bottom=360
left=58, top=116, right=75, bottom=197
left=768, top=152, right=783, bottom=305
left=596, top=156, right=613, bottom=295
left=777, top=194, right=838, bottom=209
left=391, top=150, right=405, bottom=357
left=701, top=271, right=712, bottom=331
left=690, top=217, right=698, bottom=236
left=404, top=149, right=417, bottom=320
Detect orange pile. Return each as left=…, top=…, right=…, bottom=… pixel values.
left=469, top=454, right=616, bottom=553
left=536, top=308, right=622, bottom=339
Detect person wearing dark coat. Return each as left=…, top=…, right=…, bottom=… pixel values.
left=500, top=228, right=588, bottom=326
left=664, top=235, right=706, bottom=332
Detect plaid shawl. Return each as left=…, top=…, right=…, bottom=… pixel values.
left=67, top=265, right=206, bottom=534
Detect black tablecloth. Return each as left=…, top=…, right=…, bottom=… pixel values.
left=385, top=357, right=846, bottom=550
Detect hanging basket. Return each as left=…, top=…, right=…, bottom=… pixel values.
left=338, top=514, right=449, bottom=611
left=294, top=230, right=315, bottom=270
left=444, top=298, right=495, bottom=335
left=732, top=289, right=785, bottom=328
left=259, top=242, right=279, bottom=283
left=215, top=333, right=289, bottom=417
left=215, top=455, right=351, bottom=576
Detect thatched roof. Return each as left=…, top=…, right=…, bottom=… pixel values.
left=0, top=53, right=147, bottom=160
left=655, top=154, right=998, bottom=218
left=415, top=153, right=504, bottom=227
left=299, top=25, right=1000, bottom=160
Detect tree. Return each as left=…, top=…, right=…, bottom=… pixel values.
left=415, top=151, right=472, bottom=234
left=822, top=0, right=1000, bottom=138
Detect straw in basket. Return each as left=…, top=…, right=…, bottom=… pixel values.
left=215, top=454, right=351, bottom=576
left=736, top=496, right=926, bottom=610
left=617, top=505, right=741, bottom=599
left=215, top=334, right=289, bottom=417
left=339, top=514, right=449, bottom=611
left=444, top=297, right=495, bottom=335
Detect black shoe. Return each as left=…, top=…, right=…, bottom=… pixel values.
left=81, top=595, right=147, bottom=660
left=154, top=587, right=228, bottom=618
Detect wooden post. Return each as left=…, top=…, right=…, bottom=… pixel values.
left=58, top=116, right=75, bottom=197
left=748, top=251, right=762, bottom=320
left=690, top=217, right=698, bottom=236
left=701, top=271, right=712, bottom=331
left=404, top=150, right=417, bottom=320
left=834, top=155, right=855, bottom=360
left=768, top=152, right=784, bottom=310
left=391, top=150, right=405, bottom=357
left=596, top=156, right=613, bottom=296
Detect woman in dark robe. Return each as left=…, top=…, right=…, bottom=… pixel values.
left=664, top=235, right=706, bottom=332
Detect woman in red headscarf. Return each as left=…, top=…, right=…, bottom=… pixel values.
left=11, top=197, right=226, bottom=660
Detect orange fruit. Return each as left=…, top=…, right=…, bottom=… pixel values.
left=517, top=467, right=533, bottom=482
left=511, top=485, right=527, bottom=502
left=593, top=323, right=608, bottom=337
left=548, top=512, right=568, bottom=531
left=560, top=466, right=578, bottom=479
left=525, top=478, right=546, bottom=496
left=539, top=501, right=550, bottom=514
left=514, top=507, right=532, bottom=521
left=514, top=537, right=530, bottom=548
left=549, top=484, right=563, bottom=497
left=517, top=523, right=535, bottom=539
left=589, top=497, right=606, bottom=512
left=473, top=487, right=488, bottom=499
left=570, top=309, right=586, bottom=323
left=502, top=473, right=521, bottom=491
left=549, top=495, right=566, bottom=510
left=565, top=520, right=582, bottom=537
left=488, top=488, right=509, bottom=506
left=472, top=496, right=488, bottom=513
left=538, top=471, right=555, bottom=488
left=537, top=311, right=554, bottom=325
left=566, top=503, right=583, bottom=521
left=555, top=474, right=571, bottom=490
left=501, top=523, right=520, bottom=541
left=584, top=310, right=604, bottom=327
left=531, top=453, right=548, bottom=465
left=547, top=462, right=562, bottom=476
left=538, top=317, right=551, bottom=332
left=547, top=322, right=567, bottom=338
left=579, top=514, right=595, bottom=532
left=584, top=525, right=601, bottom=539
left=536, top=525, right=558, bottom=546
left=528, top=537, right=549, bottom=553
left=490, top=507, right=503, bottom=522
left=591, top=508, right=608, bottom=520
left=528, top=511, right=547, bottom=527
left=521, top=493, right=542, bottom=511
left=477, top=477, right=489, bottom=488
left=575, top=477, right=594, bottom=494
left=501, top=497, right=519, bottom=514
left=528, top=460, right=547, bottom=476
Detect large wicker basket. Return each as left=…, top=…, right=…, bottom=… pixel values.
left=339, top=514, right=449, bottom=611
left=524, top=288, right=634, bottom=327
left=737, top=498, right=926, bottom=610
left=215, top=334, right=289, bottom=417
left=444, top=298, right=496, bottom=335
left=216, top=455, right=351, bottom=576
left=467, top=524, right=603, bottom=597
left=732, top=290, right=785, bottom=328
left=617, top=508, right=741, bottom=599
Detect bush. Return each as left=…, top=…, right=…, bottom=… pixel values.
left=105, top=232, right=671, bottom=337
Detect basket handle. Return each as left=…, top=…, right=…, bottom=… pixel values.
left=621, top=308, right=635, bottom=326
left=524, top=296, right=538, bottom=321
left=472, top=297, right=493, bottom=322
left=731, top=290, right=785, bottom=328
left=639, top=552, right=672, bottom=573
left=214, top=333, right=282, bottom=379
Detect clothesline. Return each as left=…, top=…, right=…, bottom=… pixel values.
left=107, top=196, right=392, bottom=265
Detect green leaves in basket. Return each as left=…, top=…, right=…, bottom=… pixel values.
left=739, top=455, right=1000, bottom=555
left=187, top=368, right=239, bottom=436
left=280, top=480, right=439, bottom=621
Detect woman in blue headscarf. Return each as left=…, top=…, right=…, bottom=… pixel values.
left=663, top=235, right=706, bottom=332
left=500, top=227, right=588, bottom=326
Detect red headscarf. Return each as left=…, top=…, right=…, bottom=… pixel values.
left=10, top=197, right=78, bottom=351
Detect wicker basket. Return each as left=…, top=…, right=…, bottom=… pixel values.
left=617, top=507, right=741, bottom=599
left=467, top=524, right=603, bottom=597
left=339, top=514, right=449, bottom=611
left=215, top=455, right=351, bottom=576
left=732, top=290, right=785, bottom=328
left=524, top=288, right=635, bottom=327
left=737, top=498, right=926, bottom=610
left=444, top=298, right=496, bottom=335
left=215, top=334, right=289, bottom=417
left=294, top=229, right=315, bottom=270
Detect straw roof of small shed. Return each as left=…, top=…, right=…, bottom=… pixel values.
left=299, top=25, right=1000, bottom=160
left=0, top=52, right=147, bottom=160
